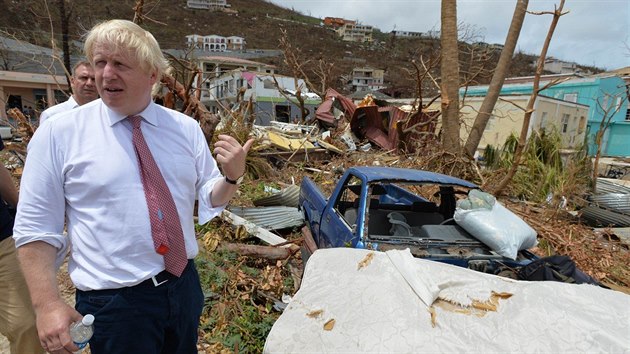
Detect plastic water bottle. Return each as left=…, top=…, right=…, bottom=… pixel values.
left=69, top=314, right=95, bottom=352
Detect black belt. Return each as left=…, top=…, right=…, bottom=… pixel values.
left=137, top=259, right=194, bottom=288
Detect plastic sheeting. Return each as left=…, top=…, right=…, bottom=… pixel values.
left=264, top=248, right=630, bottom=353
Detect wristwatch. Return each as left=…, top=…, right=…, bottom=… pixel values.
left=225, top=174, right=244, bottom=185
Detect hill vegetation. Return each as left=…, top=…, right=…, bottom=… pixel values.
left=0, top=0, right=602, bottom=96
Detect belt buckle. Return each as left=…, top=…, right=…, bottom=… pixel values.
left=151, top=274, right=168, bottom=287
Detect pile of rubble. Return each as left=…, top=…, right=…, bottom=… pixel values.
left=245, top=89, right=440, bottom=170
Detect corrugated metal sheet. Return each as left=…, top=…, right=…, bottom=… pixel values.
left=595, top=178, right=630, bottom=194
left=253, top=184, right=300, bottom=208
left=580, top=205, right=630, bottom=227
left=590, top=194, right=630, bottom=215
left=315, top=88, right=356, bottom=126
left=228, top=206, right=304, bottom=230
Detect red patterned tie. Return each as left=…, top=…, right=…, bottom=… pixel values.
left=129, top=115, right=187, bottom=277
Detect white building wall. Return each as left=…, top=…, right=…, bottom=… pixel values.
left=187, top=0, right=227, bottom=9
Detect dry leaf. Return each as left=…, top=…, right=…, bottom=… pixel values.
left=202, top=232, right=220, bottom=251
left=323, top=319, right=335, bottom=331
left=492, top=291, right=513, bottom=299
left=428, top=306, right=437, bottom=328
left=357, top=252, right=375, bottom=270
left=471, top=300, right=497, bottom=312
left=307, top=309, right=323, bottom=318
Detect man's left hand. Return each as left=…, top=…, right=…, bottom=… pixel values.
left=213, top=135, right=255, bottom=181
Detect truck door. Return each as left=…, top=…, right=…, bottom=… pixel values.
left=319, top=175, right=364, bottom=248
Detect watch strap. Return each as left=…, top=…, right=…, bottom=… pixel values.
left=225, top=174, right=243, bottom=185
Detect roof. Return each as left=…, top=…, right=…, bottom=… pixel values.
left=463, top=75, right=616, bottom=97
left=349, top=91, right=391, bottom=100
left=196, top=55, right=275, bottom=68
left=594, top=66, right=630, bottom=78
left=347, top=166, right=479, bottom=188
left=0, top=34, right=81, bottom=76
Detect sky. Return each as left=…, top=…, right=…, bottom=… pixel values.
left=268, top=0, right=629, bottom=71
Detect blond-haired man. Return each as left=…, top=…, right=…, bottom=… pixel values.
left=14, top=19, right=253, bottom=354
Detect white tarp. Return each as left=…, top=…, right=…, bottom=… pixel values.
left=264, top=248, right=630, bottom=353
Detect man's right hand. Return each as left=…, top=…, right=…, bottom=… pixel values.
left=36, top=299, right=83, bottom=353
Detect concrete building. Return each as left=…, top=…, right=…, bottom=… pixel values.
left=352, top=67, right=385, bottom=92
left=226, top=36, right=245, bottom=51
left=186, top=0, right=228, bottom=10
left=193, top=56, right=275, bottom=104
left=457, top=95, right=589, bottom=152
left=464, top=74, right=629, bottom=157
left=391, top=30, right=423, bottom=38
left=539, top=57, right=580, bottom=74
left=336, top=22, right=373, bottom=43
left=0, top=35, right=71, bottom=124
left=186, top=34, right=245, bottom=52
left=189, top=56, right=320, bottom=125
left=390, top=94, right=590, bottom=155
left=323, top=17, right=373, bottom=42
left=201, top=69, right=320, bottom=125
left=322, top=17, right=346, bottom=29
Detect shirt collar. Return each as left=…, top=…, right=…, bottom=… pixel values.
left=105, top=101, right=159, bottom=127
left=68, top=96, right=78, bottom=108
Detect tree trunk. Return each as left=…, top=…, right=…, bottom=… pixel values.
left=491, top=0, right=565, bottom=196
left=464, top=0, right=529, bottom=158
left=592, top=129, right=605, bottom=193
left=218, top=243, right=299, bottom=260
left=440, top=0, right=460, bottom=154
left=57, top=0, right=71, bottom=79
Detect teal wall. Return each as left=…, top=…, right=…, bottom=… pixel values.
left=606, top=122, right=630, bottom=157
left=463, top=76, right=629, bottom=157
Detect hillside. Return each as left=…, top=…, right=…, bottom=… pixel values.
left=0, top=0, right=599, bottom=96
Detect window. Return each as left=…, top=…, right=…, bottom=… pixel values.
left=263, top=79, right=275, bottom=89
left=625, top=109, right=630, bottom=121
left=561, top=113, right=570, bottom=133
left=275, top=105, right=290, bottom=123
left=563, top=93, right=578, bottom=103
left=539, top=112, right=548, bottom=129
left=578, top=116, right=586, bottom=133
left=333, top=176, right=363, bottom=228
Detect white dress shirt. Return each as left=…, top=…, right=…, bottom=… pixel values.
left=14, top=99, right=225, bottom=290
left=39, top=96, right=78, bottom=125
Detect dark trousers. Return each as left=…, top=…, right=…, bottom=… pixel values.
left=75, top=260, right=204, bottom=354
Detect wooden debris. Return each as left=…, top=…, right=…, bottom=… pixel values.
left=357, top=252, right=375, bottom=270
left=218, top=242, right=299, bottom=261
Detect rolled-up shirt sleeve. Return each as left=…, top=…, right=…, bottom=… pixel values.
left=193, top=125, right=226, bottom=225
left=13, top=121, right=68, bottom=256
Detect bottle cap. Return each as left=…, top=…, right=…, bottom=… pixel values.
left=82, top=314, right=95, bottom=326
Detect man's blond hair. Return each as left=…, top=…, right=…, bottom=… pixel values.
left=84, top=19, right=169, bottom=78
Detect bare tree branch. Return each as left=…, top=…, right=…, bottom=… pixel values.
left=491, top=0, right=567, bottom=196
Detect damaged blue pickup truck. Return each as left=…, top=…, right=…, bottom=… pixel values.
left=299, top=166, right=538, bottom=274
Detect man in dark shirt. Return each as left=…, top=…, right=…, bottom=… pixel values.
left=0, top=139, right=43, bottom=354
